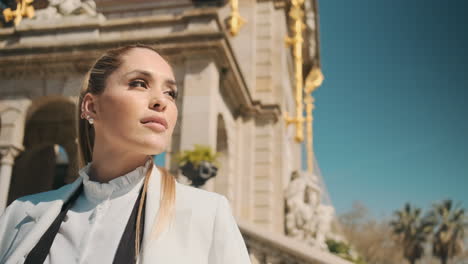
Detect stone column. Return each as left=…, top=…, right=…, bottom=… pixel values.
left=0, top=146, right=21, bottom=213
left=179, top=57, right=219, bottom=150
left=0, top=99, right=30, bottom=212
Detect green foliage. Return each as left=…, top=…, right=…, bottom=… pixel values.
left=340, top=200, right=467, bottom=264
left=327, top=239, right=350, bottom=254
left=390, top=203, right=435, bottom=264
left=388, top=200, right=468, bottom=264
left=175, top=144, right=220, bottom=169
left=326, top=239, right=367, bottom=264
left=429, top=199, right=467, bottom=264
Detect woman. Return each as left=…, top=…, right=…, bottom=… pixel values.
left=0, top=45, right=251, bottom=264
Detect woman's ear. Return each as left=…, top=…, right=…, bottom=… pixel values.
left=82, top=93, right=98, bottom=120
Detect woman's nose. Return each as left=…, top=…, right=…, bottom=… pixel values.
left=150, top=96, right=167, bottom=111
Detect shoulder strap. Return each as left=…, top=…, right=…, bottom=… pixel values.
left=24, top=182, right=146, bottom=264
left=112, top=183, right=146, bottom=264
left=24, top=184, right=83, bottom=264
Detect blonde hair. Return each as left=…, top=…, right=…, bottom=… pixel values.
left=76, top=44, right=176, bottom=258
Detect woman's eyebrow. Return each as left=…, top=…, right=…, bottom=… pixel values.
left=124, top=69, right=154, bottom=80
left=124, top=70, right=176, bottom=86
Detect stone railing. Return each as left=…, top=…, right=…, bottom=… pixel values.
left=239, top=222, right=352, bottom=264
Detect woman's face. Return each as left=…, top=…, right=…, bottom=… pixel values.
left=88, top=48, right=178, bottom=155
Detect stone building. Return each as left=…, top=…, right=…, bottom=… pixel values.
left=0, top=0, right=350, bottom=263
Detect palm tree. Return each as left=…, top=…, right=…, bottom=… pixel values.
left=430, top=200, right=467, bottom=264
left=390, top=203, right=435, bottom=264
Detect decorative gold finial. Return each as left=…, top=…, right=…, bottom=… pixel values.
left=305, top=67, right=324, bottom=93
left=227, top=0, right=246, bottom=36
left=2, top=0, right=35, bottom=26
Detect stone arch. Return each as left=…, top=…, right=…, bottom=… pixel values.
left=7, top=96, right=78, bottom=204
left=214, top=113, right=231, bottom=198
left=25, top=95, right=76, bottom=123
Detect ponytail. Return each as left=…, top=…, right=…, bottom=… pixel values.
left=135, top=158, right=176, bottom=260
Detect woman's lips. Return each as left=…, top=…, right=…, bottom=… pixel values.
left=140, top=115, right=168, bottom=132
left=142, top=121, right=167, bottom=132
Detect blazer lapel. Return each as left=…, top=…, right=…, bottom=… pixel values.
left=6, top=178, right=83, bottom=263
left=140, top=166, right=193, bottom=264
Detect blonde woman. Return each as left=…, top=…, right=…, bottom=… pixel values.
left=0, top=45, right=251, bottom=264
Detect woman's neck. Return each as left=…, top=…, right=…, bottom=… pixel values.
left=89, top=140, right=149, bottom=183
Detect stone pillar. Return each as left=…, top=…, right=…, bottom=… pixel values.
left=179, top=57, right=219, bottom=151
left=0, top=146, right=21, bottom=212
left=0, top=99, right=29, bottom=213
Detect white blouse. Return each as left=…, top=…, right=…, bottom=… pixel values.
left=45, top=161, right=150, bottom=264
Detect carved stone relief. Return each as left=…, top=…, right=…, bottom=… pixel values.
left=34, top=0, right=99, bottom=20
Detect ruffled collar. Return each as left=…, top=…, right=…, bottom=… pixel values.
left=78, top=159, right=152, bottom=203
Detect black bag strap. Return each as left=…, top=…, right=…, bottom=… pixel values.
left=24, top=184, right=146, bottom=264
left=113, top=184, right=146, bottom=264
left=24, top=184, right=83, bottom=264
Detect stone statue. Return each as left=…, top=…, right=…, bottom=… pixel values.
left=285, top=170, right=321, bottom=244
left=315, top=204, right=334, bottom=250
left=285, top=170, right=337, bottom=251
left=33, top=0, right=99, bottom=20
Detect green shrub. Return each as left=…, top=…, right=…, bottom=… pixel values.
left=326, top=239, right=367, bottom=264
left=175, top=145, right=220, bottom=169
left=326, top=239, right=350, bottom=254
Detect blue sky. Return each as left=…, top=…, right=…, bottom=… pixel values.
left=314, top=0, right=468, bottom=217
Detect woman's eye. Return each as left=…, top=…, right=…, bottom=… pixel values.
left=129, top=80, right=148, bottom=89
left=165, top=90, right=178, bottom=100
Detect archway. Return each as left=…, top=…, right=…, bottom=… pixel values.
left=7, top=97, right=77, bottom=204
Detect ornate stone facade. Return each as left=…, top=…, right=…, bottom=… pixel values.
left=0, top=1, right=349, bottom=263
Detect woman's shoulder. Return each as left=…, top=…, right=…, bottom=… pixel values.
left=174, top=182, right=231, bottom=218
left=173, top=182, right=238, bottom=240
left=1, top=179, right=81, bottom=221
left=172, top=182, right=250, bottom=263
left=175, top=182, right=224, bottom=207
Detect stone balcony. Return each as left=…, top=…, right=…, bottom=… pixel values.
left=240, top=222, right=352, bottom=264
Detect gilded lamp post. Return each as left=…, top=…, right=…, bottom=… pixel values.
left=284, top=0, right=306, bottom=143
left=304, top=67, right=324, bottom=172
left=283, top=0, right=324, bottom=172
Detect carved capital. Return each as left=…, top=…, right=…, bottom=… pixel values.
left=0, top=145, right=23, bottom=165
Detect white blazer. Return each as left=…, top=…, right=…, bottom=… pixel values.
left=0, top=166, right=251, bottom=264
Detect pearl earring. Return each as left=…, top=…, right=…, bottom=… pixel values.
left=86, top=115, right=94, bottom=125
